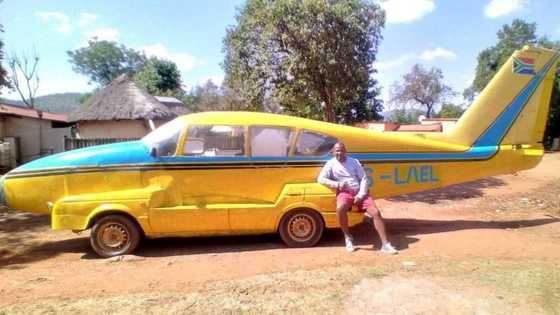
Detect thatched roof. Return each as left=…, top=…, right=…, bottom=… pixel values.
left=69, top=74, right=176, bottom=122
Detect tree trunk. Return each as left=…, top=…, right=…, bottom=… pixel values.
left=426, top=104, right=433, bottom=118
left=324, top=100, right=335, bottom=122
left=321, top=86, right=336, bottom=123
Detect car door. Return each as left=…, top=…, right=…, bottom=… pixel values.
left=146, top=122, right=234, bottom=235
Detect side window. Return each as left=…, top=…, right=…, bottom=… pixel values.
left=183, top=125, right=245, bottom=156
left=250, top=126, right=293, bottom=157
left=295, top=131, right=337, bottom=156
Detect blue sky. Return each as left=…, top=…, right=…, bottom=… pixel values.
left=1, top=0, right=560, bottom=107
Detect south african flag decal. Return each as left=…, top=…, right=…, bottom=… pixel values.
left=513, top=56, right=535, bottom=75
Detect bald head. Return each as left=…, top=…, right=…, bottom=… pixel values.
left=332, top=142, right=347, bottom=162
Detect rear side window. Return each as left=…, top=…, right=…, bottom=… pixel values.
left=250, top=126, right=293, bottom=157
left=183, top=125, right=245, bottom=156
left=295, top=131, right=337, bottom=156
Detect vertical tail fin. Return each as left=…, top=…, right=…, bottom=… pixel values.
left=447, top=46, right=559, bottom=147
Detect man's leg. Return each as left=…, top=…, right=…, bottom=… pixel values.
left=364, top=201, right=389, bottom=245
left=336, top=194, right=353, bottom=237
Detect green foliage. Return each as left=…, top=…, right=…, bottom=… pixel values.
left=388, top=108, right=424, bottom=124
left=79, top=91, right=94, bottom=105
left=466, top=19, right=560, bottom=147
left=390, top=64, right=454, bottom=118
left=438, top=103, right=465, bottom=118
left=133, top=58, right=182, bottom=95
left=467, top=19, right=539, bottom=97
left=544, top=76, right=560, bottom=148
left=0, top=23, right=11, bottom=92
left=67, top=39, right=148, bottom=86
left=223, top=0, right=385, bottom=123
left=189, top=80, right=248, bottom=112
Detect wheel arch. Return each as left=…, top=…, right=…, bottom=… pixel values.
left=86, top=207, right=145, bottom=237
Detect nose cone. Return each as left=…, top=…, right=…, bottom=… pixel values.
left=12, top=140, right=155, bottom=173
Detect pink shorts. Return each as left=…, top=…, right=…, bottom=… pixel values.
left=336, top=191, right=374, bottom=212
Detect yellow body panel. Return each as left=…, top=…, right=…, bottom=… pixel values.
left=1, top=46, right=558, bottom=241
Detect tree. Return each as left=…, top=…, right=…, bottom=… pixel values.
left=465, top=19, right=539, bottom=99
left=223, top=0, right=385, bottom=123
left=133, top=58, right=182, bottom=95
left=465, top=19, right=560, bottom=147
left=389, top=64, right=454, bottom=118
left=0, top=23, right=11, bottom=92
left=67, top=39, right=148, bottom=86
left=7, top=51, right=40, bottom=108
left=191, top=80, right=227, bottom=112
left=388, top=108, right=424, bottom=124
left=438, top=103, right=464, bottom=118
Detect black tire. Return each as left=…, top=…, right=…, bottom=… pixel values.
left=279, top=209, right=325, bottom=247
left=90, top=214, right=141, bottom=258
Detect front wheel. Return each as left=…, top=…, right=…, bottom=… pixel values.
left=279, top=209, right=325, bottom=247
left=90, top=215, right=141, bottom=258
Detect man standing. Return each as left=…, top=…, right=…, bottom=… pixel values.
left=317, top=142, right=397, bottom=254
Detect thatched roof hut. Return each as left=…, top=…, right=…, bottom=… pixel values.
left=69, top=74, right=176, bottom=122
left=69, top=74, right=178, bottom=139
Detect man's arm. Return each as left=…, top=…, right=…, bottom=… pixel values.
left=317, top=161, right=339, bottom=189
left=355, top=160, right=369, bottom=199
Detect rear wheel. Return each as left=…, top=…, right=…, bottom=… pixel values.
left=279, top=209, right=325, bottom=247
left=90, top=215, right=141, bottom=258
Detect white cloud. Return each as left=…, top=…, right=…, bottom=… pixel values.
left=376, top=47, right=456, bottom=71
left=484, top=0, right=528, bottom=19
left=78, top=13, right=97, bottom=27
left=376, top=54, right=415, bottom=71
left=419, top=47, right=457, bottom=61
left=35, top=11, right=72, bottom=33
left=84, top=27, right=119, bottom=42
left=140, top=44, right=197, bottom=71
left=377, top=0, right=435, bottom=24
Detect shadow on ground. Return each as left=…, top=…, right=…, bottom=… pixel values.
left=388, top=177, right=506, bottom=204
left=2, top=205, right=558, bottom=268
left=0, top=206, right=87, bottom=269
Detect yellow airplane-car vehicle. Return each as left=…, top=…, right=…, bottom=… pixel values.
left=1, top=46, right=558, bottom=257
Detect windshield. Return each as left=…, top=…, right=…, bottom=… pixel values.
left=142, top=119, right=184, bottom=156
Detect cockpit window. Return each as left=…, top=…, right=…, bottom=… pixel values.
left=184, top=125, right=245, bottom=156
left=142, top=119, right=183, bottom=156
left=295, top=131, right=337, bottom=156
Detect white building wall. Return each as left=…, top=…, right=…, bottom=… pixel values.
left=4, top=116, right=71, bottom=163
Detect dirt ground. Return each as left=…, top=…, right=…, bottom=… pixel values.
left=1, top=154, right=560, bottom=314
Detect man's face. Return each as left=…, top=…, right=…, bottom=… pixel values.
left=332, top=143, right=347, bottom=162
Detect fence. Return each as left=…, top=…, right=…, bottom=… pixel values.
left=64, top=136, right=140, bottom=151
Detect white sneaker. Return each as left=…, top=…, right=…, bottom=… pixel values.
left=345, top=235, right=356, bottom=252
left=380, top=242, right=398, bottom=255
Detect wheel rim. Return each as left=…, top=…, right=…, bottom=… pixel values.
left=287, top=213, right=316, bottom=243
left=98, top=222, right=130, bottom=253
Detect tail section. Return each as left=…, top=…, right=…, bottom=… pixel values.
left=446, top=46, right=559, bottom=148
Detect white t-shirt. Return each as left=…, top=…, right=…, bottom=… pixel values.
left=317, top=156, right=369, bottom=198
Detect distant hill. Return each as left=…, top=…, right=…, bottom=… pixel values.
left=0, top=93, right=82, bottom=114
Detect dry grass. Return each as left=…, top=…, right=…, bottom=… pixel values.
left=0, top=266, right=385, bottom=315
left=2, top=259, right=559, bottom=315
left=477, top=180, right=560, bottom=217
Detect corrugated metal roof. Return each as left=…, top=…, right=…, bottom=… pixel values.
left=0, top=103, right=68, bottom=122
